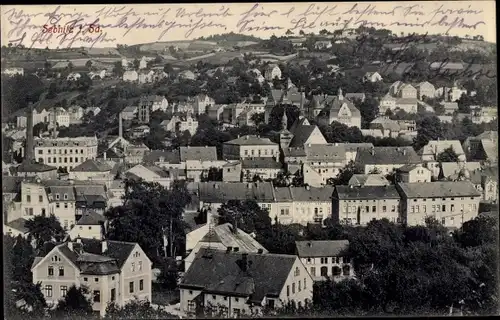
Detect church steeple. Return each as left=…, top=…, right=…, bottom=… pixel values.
left=338, top=87, right=343, bottom=100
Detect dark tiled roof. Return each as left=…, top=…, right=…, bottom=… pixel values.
left=76, top=211, right=106, bottom=225
left=143, top=150, right=181, bottom=164
left=241, top=158, right=282, bottom=169
left=5, top=218, right=29, bottom=233
left=355, top=147, right=421, bottom=165
left=225, top=135, right=277, bottom=146
left=397, top=181, right=481, bottom=198
left=199, top=223, right=268, bottom=253
left=72, top=159, right=112, bottom=172
left=305, top=144, right=346, bottom=162
left=348, top=174, right=390, bottom=186
left=290, top=186, right=334, bottom=201
left=180, top=146, right=217, bottom=162
left=17, top=161, right=57, bottom=173
left=197, top=182, right=275, bottom=202
left=181, top=248, right=296, bottom=302
left=295, top=240, right=349, bottom=257
left=335, top=185, right=400, bottom=200
left=288, top=125, right=318, bottom=148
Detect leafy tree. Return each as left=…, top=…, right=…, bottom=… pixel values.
left=156, top=257, right=179, bottom=290
left=413, top=115, right=443, bottom=151
left=113, top=61, right=124, bottom=77
left=319, top=121, right=364, bottom=143
left=250, top=112, right=265, bottom=126
left=357, top=97, right=380, bottom=127
left=217, top=199, right=272, bottom=235
left=25, top=215, right=65, bottom=250
left=105, top=180, right=191, bottom=262
left=51, top=285, right=94, bottom=319
left=133, top=58, right=140, bottom=69
left=268, top=105, right=300, bottom=131
left=327, top=160, right=361, bottom=185
left=33, top=122, right=48, bottom=137
left=1, top=74, right=45, bottom=119
left=67, top=62, right=74, bottom=72
left=437, top=147, right=460, bottom=162
left=105, top=300, right=179, bottom=319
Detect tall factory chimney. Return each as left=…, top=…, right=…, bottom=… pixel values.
left=118, top=111, right=123, bottom=138
left=25, top=102, right=35, bottom=162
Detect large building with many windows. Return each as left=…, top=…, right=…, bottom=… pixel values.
left=31, top=238, right=152, bottom=316
left=33, top=136, right=98, bottom=172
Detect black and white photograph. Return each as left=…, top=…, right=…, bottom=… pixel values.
left=1, top=2, right=498, bottom=319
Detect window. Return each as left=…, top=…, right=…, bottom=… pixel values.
left=310, top=267, right=316, bottom=276
left=292, top=283, right=295, bottom=294
left=332, top=266, right=341, bottom=276
left=93, top=290, right=101, bottom=303
left=365, top=206, right=369, bottom=212
left=335, top=257, right=340, bottom=264
left=432, top=205, right=435, bottom=213
left=84, top=277, right=88, bottom=282
left=294, top=267, right=300, bottom=276
left=298, top=280, right=301, bottom=291
left=410, top=206, right=414, bottom=213
left=391, top=205, right=396, bottom=212
left=139, top=261, right=142, bottom=271
left=320, top=266, right=328, bottom=277
left=382, top=206, right=387, bottom=212
left=235, top=297, right=239, bottom=302
left=129, top=281, right=134, bottom=293
left=451, top=204, right=455, bottom=212
left=59, top=266, right=64, bottom=276
left=233, top=309, right=241, bottom=317
left=45, top=285, right=53, bottom=297
left=112, top=276, right=115, bottom=281
left=441, top=218, right=446, bottom=225
left=187, top=300, right=195, bottom=312
left=320, top=257, right=327, bottom=264
left=423, top=205, right=426, bottom=213
left=111, top=288, right=116, bottom=302
left=286, top=285, right=290, bottom=296
left=140, top=279, right=144, bottom=291
left=415, top=205, right=419, bottom=213
left=442, top=205, right=446, bottom=212
left=342, top=265, right=351, bottom=276
left=344, top=256, right=351, bottom=263
left=55, top=194, right=60, bottom=200
left=64, top=203, right=68, bottom=209
left=63, top=193, right=68, bottom=200
left=304, top=277, right=307, bottom=289
left=56, top=202, right=60, bottom=208
left=26, top=195, right=31, bottom=203
left=48, top=266, right=54, bottom=276
left=131, top=262, right=135, bottom=272
left=39, top=195, right=43, bottom=203
left=60, top=286, right=67, bottom=297
left=95, top=278, right=99, bottom=282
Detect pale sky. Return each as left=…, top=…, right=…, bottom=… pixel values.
left=1, top=1, right=496, bottom=49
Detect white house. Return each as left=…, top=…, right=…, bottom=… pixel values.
left=123, top=70, right=139, bottom=82
left=363, top=72, right=383, bottom=83
left=264, top=64, right=282, bottom=82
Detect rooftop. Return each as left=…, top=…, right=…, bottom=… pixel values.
left=295, top=240, right=349, bottom=257
left=335, top=185, right=400, bottom=200
left=225, top=135, right=277, bottom=146
left=397, top=181, right=481, bottom=198
left=356, top=147, right=421, bottom=165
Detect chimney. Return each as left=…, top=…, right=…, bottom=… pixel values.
left=403, top=149, right=407, bottom=155
left=241, top=253, right=248, bottom=272
left=25, top=102, right=35, bottom=162
left=257, top=248, right=263, bottom=254
left=101, top=240, right=108, bottom=253
left=118, top=112, right=123, bottom=138
left=76, top=237, right=82, bottom=244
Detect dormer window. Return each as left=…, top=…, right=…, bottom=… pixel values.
left=55, top=194, right=60, bottom=200
left=64, top=193, right=68, bottom=200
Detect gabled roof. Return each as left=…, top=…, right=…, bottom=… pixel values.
left=397, top=181, right=481, bottom=198
left=72, top=159, right=112, bottom=172
left=290, top=186, right=334, bottom=201
left=419, top=140, right=465, bottom=158
left=181, top=248, right=296, bottom=303
left=197, top=182, right=275, bottom=202
left=288, top=125, right=322, bottom=148
left=17, top=161, right=57, bottom=173
left=142, top=150, right=181, bottom=164
left=335, top=185, right=400, bottom=200
left=305, top=144, right=346, bottom=162
left=348, top=174, right=390, bottom=187
left=356, top=147, right=421, bottom=165
left=180, top=146, right=217, bottom=162
left=225, top=135, right=277, bottom=146
left=33, top=239, right=139, bottom=275
left=241, top=158, right=282, bottom=169
left=199, top=223, right=268, bottom=253
left=5, top=218, right=29, bottom=233
left=295, top=240, right=349, bottom=257
left=76, top=211, right=105, bottom=225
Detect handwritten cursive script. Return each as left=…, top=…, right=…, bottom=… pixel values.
left=1, top=3, right=492, bottom=49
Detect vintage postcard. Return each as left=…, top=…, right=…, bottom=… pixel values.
left=1, top=2, right=498, bottom=319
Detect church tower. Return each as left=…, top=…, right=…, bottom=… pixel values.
left=279, top=109, right=293, bottom=150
